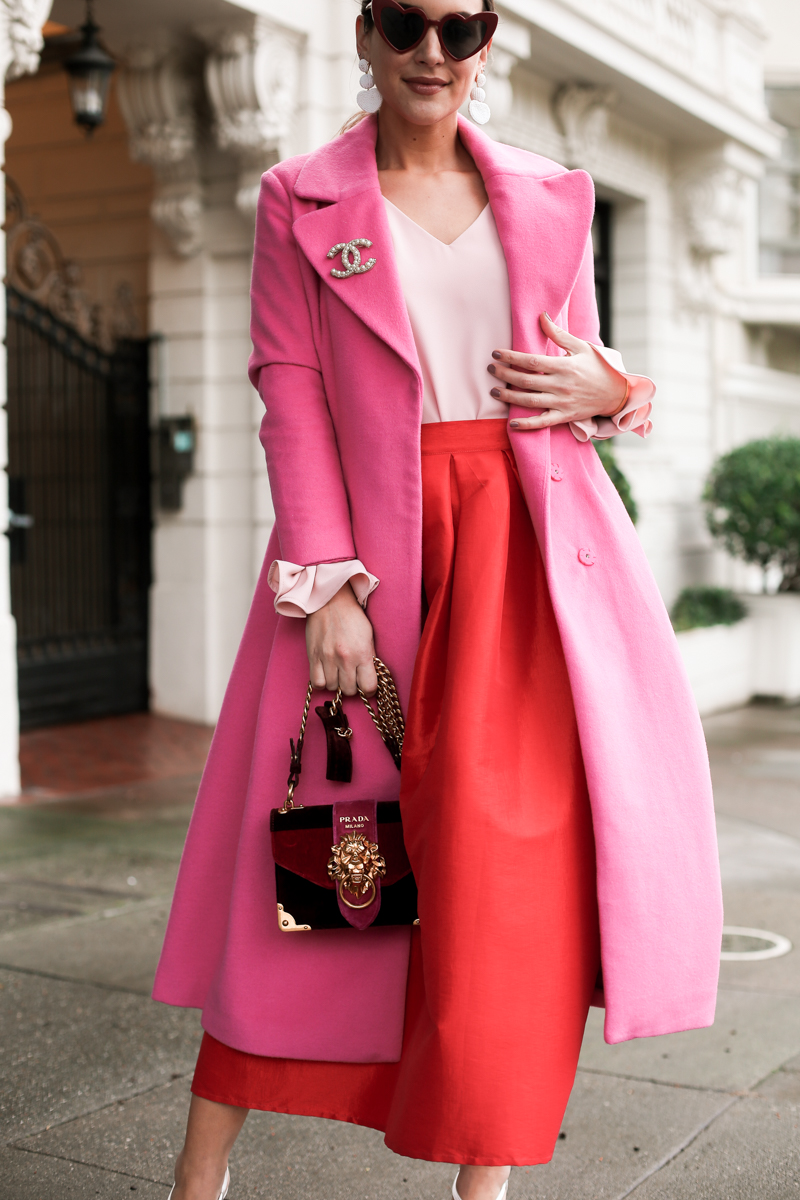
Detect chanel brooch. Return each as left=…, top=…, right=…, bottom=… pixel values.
left=327, top=238, right=376, bottom=279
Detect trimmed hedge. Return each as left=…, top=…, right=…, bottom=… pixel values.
left=670, top=586, right=747, bottom=632
left=704, top=437, right=800, bottom=591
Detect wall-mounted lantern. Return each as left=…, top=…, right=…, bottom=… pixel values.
left=63, top=1, right=115, bottom=135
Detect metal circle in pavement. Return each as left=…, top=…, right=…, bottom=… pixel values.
left=721, top=926, right=792, bottom=961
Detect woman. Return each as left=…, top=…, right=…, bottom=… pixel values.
left=155, top=2, right=723, bottom=1198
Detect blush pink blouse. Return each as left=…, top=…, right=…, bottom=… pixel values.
left=270, top=196, right=654, bottom=617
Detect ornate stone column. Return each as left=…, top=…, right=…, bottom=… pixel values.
left=0, top=0, right=51, bottom=797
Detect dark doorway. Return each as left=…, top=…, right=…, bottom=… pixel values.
left=6, top=287, right=151, bottom=729
left=592, top=200, right=612, bottom=346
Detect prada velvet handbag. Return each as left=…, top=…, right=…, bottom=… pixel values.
left=270, top=658, right=419, bottom=933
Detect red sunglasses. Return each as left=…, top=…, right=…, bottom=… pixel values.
left=368, top=0, right=498, bottom=62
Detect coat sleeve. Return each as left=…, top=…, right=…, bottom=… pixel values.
left=565, top=235, right=654, bottom=442
left=249, top=170, right=357, bottom=567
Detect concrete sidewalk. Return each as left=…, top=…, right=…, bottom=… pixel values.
left=1, top=706, right=799, bottom=1198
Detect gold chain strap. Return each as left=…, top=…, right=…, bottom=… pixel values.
left=280, top=658, right=404, bottom=813
left=358, top=657, right=404, bottom=769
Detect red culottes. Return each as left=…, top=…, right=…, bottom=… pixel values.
left=192, top=419, right=600, bottom=1165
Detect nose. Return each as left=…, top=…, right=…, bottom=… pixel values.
left=414, top=25, right=445, bottom=66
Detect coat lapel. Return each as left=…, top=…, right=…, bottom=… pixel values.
left=293, top=118, right=420, bottom=378
left=457, top=118, right=595, bottom=355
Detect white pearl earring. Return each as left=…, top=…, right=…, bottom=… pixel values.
left=357, top=58, right=383, bottom=113
left=469, top=69, right=490, bottom=125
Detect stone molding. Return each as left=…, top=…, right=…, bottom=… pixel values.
left=673, top=146, right=749, bottom=310
left=117, top=46, right=202, bottom=257
left=204, top=17, right=301, bottom=217
left=552, top=83, right=616, bottom=169
left=675, top=162, right=746, bottom=261
left=2, top=0, right=50, bottom=81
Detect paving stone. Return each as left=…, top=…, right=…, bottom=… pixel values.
left=0, top=1145, right=168, bottom=1198
left=0, top=805, right=190, bottom=939
left=717, top=814, right=800, bottom=886
left=579, top=990, right=800, bottom=1092
left=0, top=901, right=172, bottom=994
left=14, top=1077, right=453, bottom=1200
left=633, top=1067, right=800, bottom=1198
left=514, top=1072, right=730, bottom=1200
left=719, top=888, right=800, bottom=996
left=13, top=1069, right=731, bottom=1200
left=0, top=967, right=201, bottom=1143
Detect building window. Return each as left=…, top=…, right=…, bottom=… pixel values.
left=593, top=200, right=612, bottom=345
left=760, top=88, right=800, bottom=275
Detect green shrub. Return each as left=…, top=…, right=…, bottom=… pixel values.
left=704, top=437, right=800, bottom=591
left=670, top=586, right=747, bottom=632
left=594, top=439, right=638, bottom=524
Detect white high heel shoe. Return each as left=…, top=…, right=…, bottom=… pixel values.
left=452, top=1173, right=509, bottom=1200
left=167, top=1166, right=230, bottom=1200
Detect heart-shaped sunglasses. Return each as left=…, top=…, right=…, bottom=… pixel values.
left=367, top=0, right=498, bottom=61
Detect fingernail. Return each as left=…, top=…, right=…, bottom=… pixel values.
left=487, top=363, right=496, bottom=375
left=544, top=312, right=552, bottom=320
left=509, top=420, right=520, bottom=428
left=490, top=388, right=501, bottom=398
left=492, top=350, right=502, bottom=359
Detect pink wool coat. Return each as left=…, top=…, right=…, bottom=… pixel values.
left=153, top=115, right=722, bottom=1060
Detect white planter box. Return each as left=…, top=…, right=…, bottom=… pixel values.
left=675, top=593, right=800, bottom=714
left=676, top=620, right=754, bottom=715
left=746, top=593, right=800, bottom=701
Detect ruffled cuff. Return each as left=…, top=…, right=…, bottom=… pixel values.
left=267, top=559, right=380, bottom=618
left=569, top=345, right=655, bottom=443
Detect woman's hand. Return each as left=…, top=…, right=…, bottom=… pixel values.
left=487, top=312, right=627, bottom=431
left=306, top=581, right=378, bottom=697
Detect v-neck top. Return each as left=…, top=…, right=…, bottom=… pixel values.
left=383, top=196, right=513, bottom=424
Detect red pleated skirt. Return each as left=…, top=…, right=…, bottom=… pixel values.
left=192, top=419, right=600, bottom=1165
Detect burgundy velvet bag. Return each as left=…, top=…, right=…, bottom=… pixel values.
left=270, top=659, right=419, bottom=933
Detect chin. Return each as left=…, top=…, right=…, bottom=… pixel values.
left=390, top=94, right=463, bottom=126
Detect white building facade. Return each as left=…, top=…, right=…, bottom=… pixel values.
left=1, top=0, right=799, bottom=792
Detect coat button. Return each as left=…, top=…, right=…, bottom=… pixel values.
left=550, top=462, right=563, bottom=481
left=578, top=547, right=596, bottom=566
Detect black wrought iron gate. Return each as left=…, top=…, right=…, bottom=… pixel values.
left=6, top=286, right=151, bottom=729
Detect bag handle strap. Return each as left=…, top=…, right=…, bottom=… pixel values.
left=280, top=657, right=405, bottom=813
left=357, top=658, right=404, bottom=771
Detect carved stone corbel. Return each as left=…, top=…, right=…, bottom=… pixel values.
left=117, top=45, right=203, bottom=257
left=552, top=83, right=616, bottom=168
left=673, top=148, right=748, bottom=309
left=2, top=0, right=51, bottom=80
left=204, top=17, right=301, bottom=217
left=484, top=18, right=529, bottom=125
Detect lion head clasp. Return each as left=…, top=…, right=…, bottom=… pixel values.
left=327, top=239, right=376, bottom=279
left=327, top=832, right=386, bottom=909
